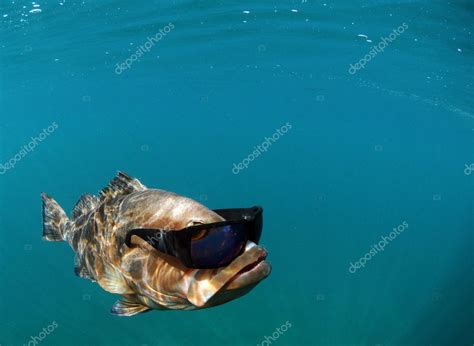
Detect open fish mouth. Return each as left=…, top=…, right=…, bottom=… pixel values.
left=186, top=242, right=271, bottom=307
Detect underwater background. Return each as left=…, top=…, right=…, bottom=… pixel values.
left=0, top=0, right=473, bottom=345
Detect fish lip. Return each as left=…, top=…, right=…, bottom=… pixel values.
left=227, top=252, right=268, bottom=284
left=186, top=242, right=269, bottom=307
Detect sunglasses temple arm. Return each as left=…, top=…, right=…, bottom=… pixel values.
left=126, top=229, right=171, bottom=253
left=146, top=230, right=179, bottom=258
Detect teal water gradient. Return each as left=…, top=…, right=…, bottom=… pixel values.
left=0, top=1, right=473, bottom=345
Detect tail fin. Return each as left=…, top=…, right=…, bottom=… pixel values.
left=41, top=192, right=70, bottom=241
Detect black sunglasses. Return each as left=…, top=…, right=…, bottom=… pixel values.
left=125, top=206, right=263, bottom=269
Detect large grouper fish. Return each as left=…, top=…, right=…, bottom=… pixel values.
left=41, top=172, right=271, bottom=316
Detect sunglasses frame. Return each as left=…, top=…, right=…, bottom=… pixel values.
left=125, top=206, right=263, bottom=268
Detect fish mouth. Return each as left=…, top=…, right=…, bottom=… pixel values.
left=186, top=242, right=271, bottom=307
left=226, top=252, right=270, bottom=289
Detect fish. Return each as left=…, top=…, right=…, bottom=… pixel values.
left=41, top=172, right=271, bottom=316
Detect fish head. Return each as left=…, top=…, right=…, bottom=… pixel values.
left=120, top=190, right=271, bottom=309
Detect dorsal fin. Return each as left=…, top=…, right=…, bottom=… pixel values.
left=99, top=172, right=147, bottom=201
left=72, top=194, right=99, bottom=219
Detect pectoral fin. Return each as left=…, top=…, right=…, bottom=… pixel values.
left=111, top=296, right=150, bottom=316
left=97, top=262, right=134, bottom=294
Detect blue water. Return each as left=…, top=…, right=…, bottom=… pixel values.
left=1, top=1, right=473, bottom=345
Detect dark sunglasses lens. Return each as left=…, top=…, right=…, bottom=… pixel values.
left=247, top=207, right=262, bottom=244
left=253, top=213, right=262, bottom=243
left=190, top=224, right=246, bottom=267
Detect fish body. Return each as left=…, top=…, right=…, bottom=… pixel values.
left=42, top=172, right=271, bottom=316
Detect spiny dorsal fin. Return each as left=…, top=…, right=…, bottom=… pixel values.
left=72, top=194, right=99, bottom=219
left=99, top=172, right=147, bottom=201
left=111, top=296, right=150, bottom=317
